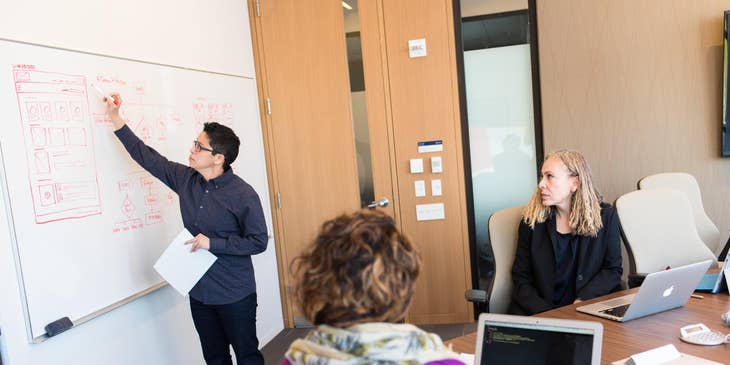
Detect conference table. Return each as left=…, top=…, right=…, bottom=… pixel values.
left=448, top=289, right=730, bottom=364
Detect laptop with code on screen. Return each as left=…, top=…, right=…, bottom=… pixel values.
left=475, top=313, right=603, bottom=365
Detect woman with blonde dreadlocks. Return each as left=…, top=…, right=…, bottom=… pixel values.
left=281, top=210, right=464, bottom=365
left=509, top=150, right=622, bottom=315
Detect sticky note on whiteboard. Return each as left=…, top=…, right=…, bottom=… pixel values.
left=416, top=203, right=445, bottom=221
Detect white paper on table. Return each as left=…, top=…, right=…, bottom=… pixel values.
left=611, top=343, right=723, bottom=365
left=154, top=229, right=217, bottom=296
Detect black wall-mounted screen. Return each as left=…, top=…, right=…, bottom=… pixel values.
left=722, top=10, right=730, bottom=157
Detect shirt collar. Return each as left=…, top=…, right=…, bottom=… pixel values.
left=202, top=168, right=234, bottom=189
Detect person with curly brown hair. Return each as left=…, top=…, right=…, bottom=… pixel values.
left=509, top=150, right=622, bottom=315
left=281, top=210, right=464, bottom=365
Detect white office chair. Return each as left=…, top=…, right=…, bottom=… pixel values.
left=487, top=205, right=524, bottom=313
left=465, top=206, right=524, bottom=314
left=616, top=189, right=717, bottom=274
left=638, top=172, right=721, bottom=255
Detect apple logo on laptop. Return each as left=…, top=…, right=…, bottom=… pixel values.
left=662, top=285, right=674, bottom=297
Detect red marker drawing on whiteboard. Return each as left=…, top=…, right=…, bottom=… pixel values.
left=91, top=83, right=118, bottom=105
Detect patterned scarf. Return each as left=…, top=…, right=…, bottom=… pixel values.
left=284, top=323, right=464, bottom=365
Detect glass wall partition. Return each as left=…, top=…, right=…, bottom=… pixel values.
left=343, top=0, right=375, bottom=208
left=458, top=0, right=543, bottom=313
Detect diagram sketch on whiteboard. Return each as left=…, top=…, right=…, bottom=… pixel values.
left=12, top=65, right=102, bottom=224
left=112, top=171, right=176, bottom=233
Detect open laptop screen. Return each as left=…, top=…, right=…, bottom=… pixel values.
left=476, top=314, right=602, bottom=365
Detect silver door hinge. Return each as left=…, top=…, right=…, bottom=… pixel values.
left=255, top=0, right=262, bottom=17
left=276, top=191, right=281, bottom=209
left=266, top=98, right=272, bottom=115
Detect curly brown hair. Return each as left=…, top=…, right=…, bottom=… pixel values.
left=292, top=209, right=421, bottom=327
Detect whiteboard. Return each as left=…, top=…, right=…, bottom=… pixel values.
left=0, top=39, right=271, bottom=342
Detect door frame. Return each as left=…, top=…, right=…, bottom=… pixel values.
left=451, top=0, right=546, bottom=318
left=247, top=0, right=402, bottom=328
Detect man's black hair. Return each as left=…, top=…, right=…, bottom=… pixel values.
left=203, top=122, right=240, bottom=171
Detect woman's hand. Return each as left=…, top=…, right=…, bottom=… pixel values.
left=104, top=92, right=126, bottom=130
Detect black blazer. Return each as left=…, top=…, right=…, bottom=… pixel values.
left=508, top=203, right=622, bottom=315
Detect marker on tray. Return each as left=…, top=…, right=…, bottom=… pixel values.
left=91, top=83, right=118, bottom=105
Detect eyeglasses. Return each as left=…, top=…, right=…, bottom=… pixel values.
left=192, top=140, right=216, bottom=154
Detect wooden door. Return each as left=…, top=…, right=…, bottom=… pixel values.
left=380, top=0, right=473, bottom=324
left=249, top=0, right=361, bottom=327
left=250, top=0, right=472, bottom=327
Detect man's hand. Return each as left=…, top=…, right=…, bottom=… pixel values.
left=104, top=92, right=126, bottom=131
left=185, top=233, right=211, bottom=252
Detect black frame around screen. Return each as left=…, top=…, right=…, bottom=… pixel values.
left=720, top=10, right=730, bottom=157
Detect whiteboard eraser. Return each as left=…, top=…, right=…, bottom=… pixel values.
left=45, top=316, right=73, bottom=337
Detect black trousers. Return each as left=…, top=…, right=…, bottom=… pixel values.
left=190, top=293, right=264, bottom=365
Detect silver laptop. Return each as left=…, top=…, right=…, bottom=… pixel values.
left=576, top=259, right=713, bottom=322
left=475, top=313, right=603, bottom=365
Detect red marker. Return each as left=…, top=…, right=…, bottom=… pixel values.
left=91, top=83, right=119, bottom=105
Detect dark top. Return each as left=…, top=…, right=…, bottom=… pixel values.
left=115, top=125, right=268, bottom=305
left=552, top=231, right=579, bottom=306
left=509, top=203, right=622, bottom=315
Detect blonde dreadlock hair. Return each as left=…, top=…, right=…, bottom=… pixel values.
left=523, top=150, right=604, bottom=237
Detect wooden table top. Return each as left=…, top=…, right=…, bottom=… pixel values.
left=448, top=289, right=730, bottom=364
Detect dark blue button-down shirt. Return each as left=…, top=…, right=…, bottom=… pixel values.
left=115, top=125, right=268, bottom=305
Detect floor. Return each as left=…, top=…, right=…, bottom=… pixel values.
left=261, top=322, right=478, bottom=365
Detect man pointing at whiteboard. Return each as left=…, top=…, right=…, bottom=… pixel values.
left=104, top=93, right=267, bottom=365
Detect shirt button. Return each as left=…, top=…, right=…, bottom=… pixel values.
left=205, top=190, right=209, bottom=193
left=199, top=206, right=203, bottom=209
left=577, top=274, right=583, bottom=281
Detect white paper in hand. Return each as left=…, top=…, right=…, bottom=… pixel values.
left=154, top=229, right=217, bottom=296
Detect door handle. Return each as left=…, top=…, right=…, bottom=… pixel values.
left=367, top=197, right=389, bottom=209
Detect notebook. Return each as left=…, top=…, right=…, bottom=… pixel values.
left=696, top=252, right=729, bottom=293
left=576, top=260, right=713, bottom=322
left=475, top=313, right=603, bottom=365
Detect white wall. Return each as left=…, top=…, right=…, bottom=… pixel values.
left=0, top=1, right=283, bottom=364
left=0, top=1, right=254, bottom=77
left=460, top=0, right=527, bottom=17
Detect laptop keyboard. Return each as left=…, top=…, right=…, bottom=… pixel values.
left=600, top=304, right=630, bottom=318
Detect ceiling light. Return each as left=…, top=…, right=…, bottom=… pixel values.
left=342, top=1, right=352, bottom=10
